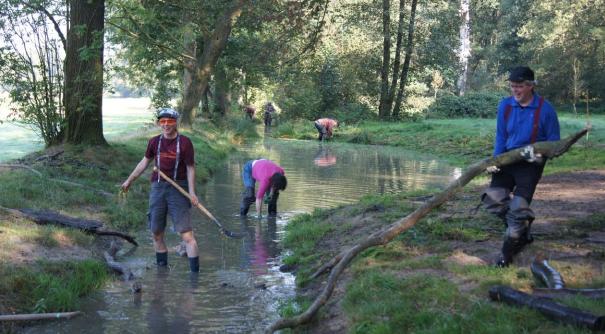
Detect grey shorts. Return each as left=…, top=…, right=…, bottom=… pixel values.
left=148, top=181, right=192, bottom=234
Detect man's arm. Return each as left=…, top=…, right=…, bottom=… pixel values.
left=121, top=157, right=152, bottom=191
left=186, top=164, right=199, bottom=206
left=493, top=101, right=508, bottom=156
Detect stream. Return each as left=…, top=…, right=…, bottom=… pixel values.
left=24, top=137, right=459, bottom=333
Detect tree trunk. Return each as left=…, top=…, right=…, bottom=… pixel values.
left=179, top=0, right=247, bottom=126
left=385, top=0, right=407, bottom=114
left=457, top=0, right=471, bottom=96
left=64, top=0, right=106, bottom=145
left=266, top=128, right=589, bottom=333
left=201, top=85, right=210, bottom=117
left=213, top=64, right=230, bottom=117
left=378, top=0, right=391, bottom=120
left=391, top=0, right=418, bottom=119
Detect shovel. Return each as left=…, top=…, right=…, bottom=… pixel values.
left=154, top=167, right=243, bottom=239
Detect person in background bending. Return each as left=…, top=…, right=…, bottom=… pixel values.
left=314, top=118, right=338, bottom=141
left=240, top=159, right=287, bottom=217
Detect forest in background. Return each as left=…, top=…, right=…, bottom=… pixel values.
left=0, top=0, right=603, bottom=145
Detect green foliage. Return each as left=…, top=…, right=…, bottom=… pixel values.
left=330, top=102, right=377, bottom=125
left=429, top=91, right=504, bottom=119
left=318, top=58, right=347, bottom=111
left=0, top=7, right=65, bottom=145
left=276, top=77, right=323, bottom=120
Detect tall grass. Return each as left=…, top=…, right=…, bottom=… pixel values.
left=0, top=260, right=108, bottom=314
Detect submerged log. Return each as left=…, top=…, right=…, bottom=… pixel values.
left=489, top=285, right=605, bottom=331
left=1, top=207, right=137, bottom=246
left=0, top=311, right=82, bottom=321
left=103, top=251, right=134, bottom=281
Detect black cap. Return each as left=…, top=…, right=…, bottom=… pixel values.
left=508, top=66, right=534, bottom=82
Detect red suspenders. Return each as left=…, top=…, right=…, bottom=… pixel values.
left=503, top=96, right=544, bottom=144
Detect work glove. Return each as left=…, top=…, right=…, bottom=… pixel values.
left=486, top=165, right=500, bottom=173
left=520, top=146, right=543, bottom=164
left=263, top=192, right=271, bottom=204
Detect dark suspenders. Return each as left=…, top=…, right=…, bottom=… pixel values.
left=503, top=96, right=544, bottom=144
left=155, top=134, right=180, bottom=182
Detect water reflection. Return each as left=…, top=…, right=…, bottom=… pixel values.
left=239, top=216, right=279, bottom=278
left=145, top=269, right=194, bottom=334
left=313, top=144, right=337, bottom=167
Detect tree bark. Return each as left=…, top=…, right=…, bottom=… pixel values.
left=180, top=0, right=247, bottom=126
left=64, top=0, right=106, bottom=145
left=213, top=64, right=230, bottom=117
left=378, top=0, right=391, bottom=120
left=266, top=128, right=589, bottom=333
left=457, top=0, right=471, bottom=96
left=391, top=0, right=418, bottom=119
left=385, top=0, right=407, bottom=114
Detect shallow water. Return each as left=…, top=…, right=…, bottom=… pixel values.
left=23, top=137, right=459, bottom=333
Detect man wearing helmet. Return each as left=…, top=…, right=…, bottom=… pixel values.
left=121, top=107, right=200, bottom=272
left=482, top=66, right=560, bottom=268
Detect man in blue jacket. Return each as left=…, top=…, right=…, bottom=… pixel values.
left=482, top=66, right=560, bottom=267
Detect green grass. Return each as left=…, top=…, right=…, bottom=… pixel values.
left=0, top=217, right=95, bottom=259
left=0, top=260, right=108, bottom=314
left=343, top=270, right=596, bottom=334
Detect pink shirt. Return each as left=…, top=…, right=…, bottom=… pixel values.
left=316, top=118, right=338, bottom=136
left=252, top=159, right=285, bottom=199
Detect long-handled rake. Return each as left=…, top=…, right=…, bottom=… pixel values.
left=154, top=167, right=243, bottom=239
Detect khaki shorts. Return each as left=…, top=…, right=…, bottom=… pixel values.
left=148, top=181, right=192, bottom=234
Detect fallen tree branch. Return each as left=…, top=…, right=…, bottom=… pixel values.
left=267, top=128, right=589, bottom=333
left=103, top=251, right=134, bottom=281
left=0, top=206, right=138, bottom=246
left=0, top=311, right=82, bottom=321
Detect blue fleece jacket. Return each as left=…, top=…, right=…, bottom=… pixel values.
left=493, top=94, right=560, bottom=156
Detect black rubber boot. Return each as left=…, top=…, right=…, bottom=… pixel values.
left=240, top=187, right=256, bottom=216
left=188, top=256, right=199, bottom=273
left=156, top=252, right=168, bottom=267
left=495, top=237, right=518, bottom=267
left=268, top=190, right=279, bottom=216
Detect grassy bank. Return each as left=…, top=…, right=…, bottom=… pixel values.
left=0, top=119, right=240, bottom=325
left=273, top=113, right=605, bottom=171
left=281, top=191, right=605, bottom=333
